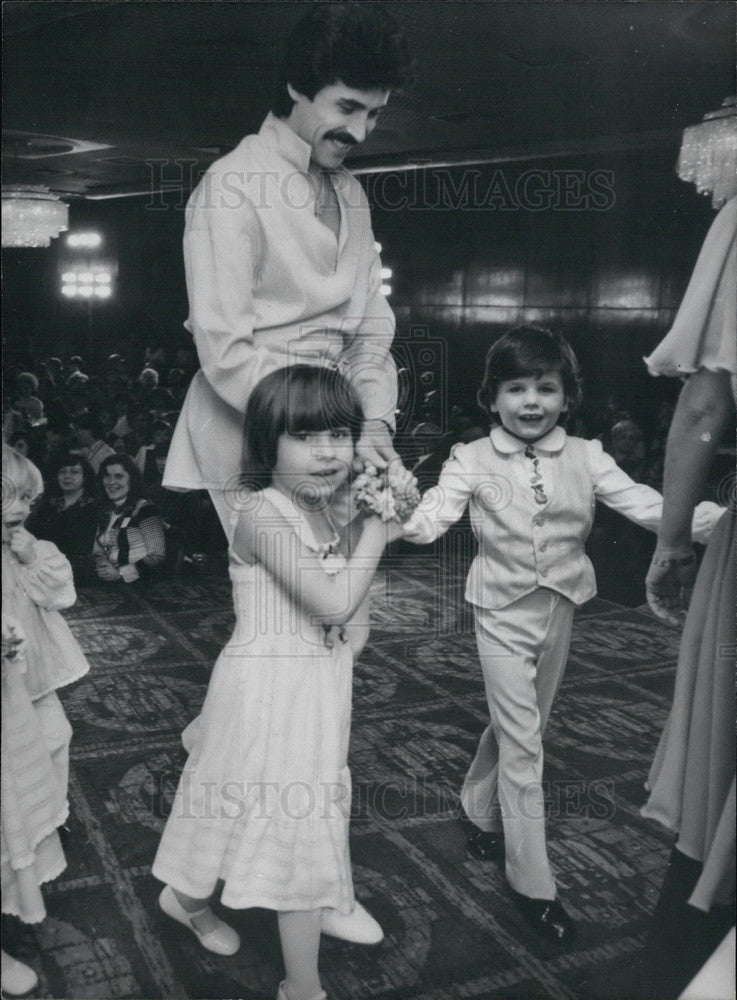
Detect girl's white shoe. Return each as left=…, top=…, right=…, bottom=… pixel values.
left=276, top=983, right=327, bottom=1000
left=1, top=950, right=38, bottom=997
left=158, top=885, right=240, bottom=955
left=320, top=901, right=383, bottom=944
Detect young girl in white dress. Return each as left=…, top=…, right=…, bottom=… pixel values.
left=152, top=365, right=407, bottom=1000
left=2, top=445, right=90, bottom=995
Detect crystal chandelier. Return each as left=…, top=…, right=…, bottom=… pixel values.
left=677, top=97, right=737, bottom=209
left=2, top=184, right=69, bottom=248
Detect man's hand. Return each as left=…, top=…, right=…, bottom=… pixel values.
left=355, top=418, right=399, bottom=472
left=645, top=548, right=697, bottom=627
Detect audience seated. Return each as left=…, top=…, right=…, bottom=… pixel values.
left=69, top=412, right=116, bottom=473
left=28, top=451, right=98, bottom=584
left=4, top=346, right=688, bottom=601
left=93, top=454, right=166, bottom=584
left=14, top=372, right=45, bottom=426
left=134, top=419, right=172, bottom=499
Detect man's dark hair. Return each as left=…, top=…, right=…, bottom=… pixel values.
left=273, top=2, right=414, bottom=117
left=477, top=326, right=583, bottom=423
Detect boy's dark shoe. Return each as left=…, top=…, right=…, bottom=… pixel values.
left=466, top=826, right=505, bottom=862
left=511, top=891, right=577, bottom=945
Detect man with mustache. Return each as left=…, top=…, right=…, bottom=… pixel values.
left=164, top=2, right=415, bottom=530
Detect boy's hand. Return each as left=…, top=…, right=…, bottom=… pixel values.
left=8, top=526, right=37, bottom=565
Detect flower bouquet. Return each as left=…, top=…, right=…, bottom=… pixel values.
left=353, top=464, right=421, bottom=523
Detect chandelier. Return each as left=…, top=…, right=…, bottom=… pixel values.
left=2, top=184, right=69, bottom=248
left=677, top=96, right=737, bottom=209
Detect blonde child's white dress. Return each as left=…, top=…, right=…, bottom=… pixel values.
left=2, top=647, right=68, bottom=923
left=1, top=540, right=89, bottom=923
left=152, top=487, right=356, bottom=913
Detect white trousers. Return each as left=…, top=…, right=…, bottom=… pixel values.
left=461, top=588, right=575, bottom=900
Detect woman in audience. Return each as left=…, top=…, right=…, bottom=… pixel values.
left=93, top=453, right=166, bottom=583
left=28, top=451, right=98, bottom=584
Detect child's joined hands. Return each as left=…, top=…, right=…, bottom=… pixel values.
left=7, top=526, right=37, bottom=565
left=1, top=613, right=27, bottom=661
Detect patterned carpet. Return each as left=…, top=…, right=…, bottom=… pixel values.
left=3, top=547, right=685, bottom=1000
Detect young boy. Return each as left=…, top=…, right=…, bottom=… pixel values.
left=403, top=326, right=724, bottom=944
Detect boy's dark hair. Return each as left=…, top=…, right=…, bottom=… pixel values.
left=242, top=364, right=363, bottom=489
left=477, top=326, right=582, bottom=423
left=272, top=2, right=414, bottom=117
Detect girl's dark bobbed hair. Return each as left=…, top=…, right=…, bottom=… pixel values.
left=477, top=325, right=582, bottom=423
left=241, top=364, right=363, bottom=489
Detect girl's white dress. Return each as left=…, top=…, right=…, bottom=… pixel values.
left=152, top=488, right=356, bottom=913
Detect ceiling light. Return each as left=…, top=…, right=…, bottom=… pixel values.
left=1, top=185, right=68, bottom=248
left=67, top=231, right=102, bottom=248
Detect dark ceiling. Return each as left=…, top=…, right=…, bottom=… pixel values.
left=2, top=1, right=735, bottom=201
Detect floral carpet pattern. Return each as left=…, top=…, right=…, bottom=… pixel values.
left=3, top=552, right=684, bottom=1000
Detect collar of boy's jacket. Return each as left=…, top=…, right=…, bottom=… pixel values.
left=490, top=424, right=567, bottom=454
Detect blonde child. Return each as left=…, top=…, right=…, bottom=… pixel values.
left=1, top=445, right=90, bottom=994
left=403, top=327, right=724, bottom=945
left=152, top=366, right=407, bottom=1000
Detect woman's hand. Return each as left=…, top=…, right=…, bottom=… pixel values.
left=95, top=557, right=123, bottom=582
left=645, top=547, right=697, bottom=627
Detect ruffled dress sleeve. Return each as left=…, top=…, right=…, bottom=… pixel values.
left=644, top=197, right=736, bottom=394
left=2, top=541, right=89, bottom=701
left=23, top=540, right=77, bottom=611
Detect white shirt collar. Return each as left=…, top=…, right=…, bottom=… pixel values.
left=490, top=424, right=567, bottom=454
left=260, top=112, right=315, bottom=174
